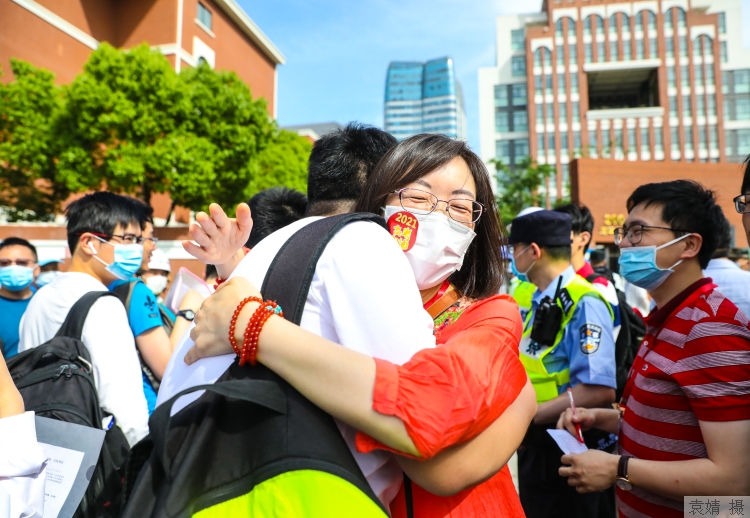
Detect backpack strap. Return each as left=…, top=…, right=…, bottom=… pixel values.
left=111, top=280, right=136, bottom=313
left=55, top=291, right=120, bottom=341
left=260, top=213, right=388, bottom=324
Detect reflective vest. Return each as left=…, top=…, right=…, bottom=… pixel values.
left=519, top=275, right=614, bottom=403
left=511, top=280, right=536, bottom=321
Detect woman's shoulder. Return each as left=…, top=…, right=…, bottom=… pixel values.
left=436, top=294, right=522, bottom=340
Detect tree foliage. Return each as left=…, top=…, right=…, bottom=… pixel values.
left=0, top=44, right=310, bottom=221
left=493, top=157, right=555, bottom=223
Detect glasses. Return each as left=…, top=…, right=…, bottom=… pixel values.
left=0, top=259, right=36, bottom=268
left=613, top=224, right=690, bottom=245
left=143, top=236, right=159, bottom=245
left=394, top=188, right=484, bottom=224
left=79, top=232, right=144, bottom=245
left=734, top=194, right=750, bottom=214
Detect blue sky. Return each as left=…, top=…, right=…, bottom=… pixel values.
left=240, top=0, right=750, bottom=152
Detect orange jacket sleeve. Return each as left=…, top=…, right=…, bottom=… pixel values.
left=355, top=295, right=528, bottom=459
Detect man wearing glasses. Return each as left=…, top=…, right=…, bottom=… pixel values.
left=558, top=180, right=750, bottom=518
left=19, top=192, right=149, bottom=447
left=0, top=238, right=40, bottom=358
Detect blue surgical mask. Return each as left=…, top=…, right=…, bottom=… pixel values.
left=89, top=237, right=143, bottom=280
left=35, top=270, right=58, bottom=287
left=511, top=245, right=536, bottom=283
left=618, top=234, right=690, bottom=291
left=0, top=265, right=35, bottom=292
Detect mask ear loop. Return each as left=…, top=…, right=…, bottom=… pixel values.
left=517, top=244, right=537, bottom=276
left=655, top=233, right=692, bottom=270
left=87, top=237, right=112, bottom=269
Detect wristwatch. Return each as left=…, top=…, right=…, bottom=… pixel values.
left=616, top=455, right=633, bottom=491
left=177, top=309, right=195, bottom=321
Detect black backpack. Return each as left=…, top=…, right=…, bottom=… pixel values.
left=586, top=274, right=647, bottom=400
left=7, top=291, right=131, bottom=518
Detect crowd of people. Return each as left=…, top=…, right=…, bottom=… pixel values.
left=0, top=123, right=749, bottom=517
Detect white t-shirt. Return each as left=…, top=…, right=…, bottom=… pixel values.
left=19, top=272, right=149, bottom=446
left=158, top=216, right=436, bottom=506
left=0, top=411, right=46, bottom=518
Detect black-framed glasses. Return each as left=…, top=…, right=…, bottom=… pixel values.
left=734, top=194, right=750, bottom=214
left=79, top=232, right=144, bottom=245
left=394, top=188, right=485, bottom=224
left=0, top=259, right=36, bottom=268
left=143, top=236, right=159, bottom=245
left=613, top=224, right=690, bottom=245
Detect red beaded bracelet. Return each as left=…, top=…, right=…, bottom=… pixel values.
left=229, top=297, right=262, bottom=356
left=239, top=301, right=283, bottom=366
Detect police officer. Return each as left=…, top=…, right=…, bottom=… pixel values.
left=509, top=210, right=617, bottom=518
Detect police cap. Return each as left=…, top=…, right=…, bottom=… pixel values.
left=508, top=210, right=573, bottom=246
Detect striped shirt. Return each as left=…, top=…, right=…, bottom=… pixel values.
left=617, top=279, right=750, bottom=518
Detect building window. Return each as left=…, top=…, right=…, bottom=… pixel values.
left=706, top=65, right=714, bottom=86
left=548, top=133, right=556, bottom=155
left=671, top=127, right=680, bottom=151
left=585, top=43, right=592, bottom=63
left=535, top=75, right=543, bottom=93
left=513, top=111, right=528, bottom=131
left=737, top=98, right=750, bottom=120
left=537, top=134, right=546, bottom=157
left=677, top=8, right=686, bottom=28
left=512, top=84, right=527, bottom=105
left=544, top=48, right=552, bottom=67
left=721, top=41, right=728, bottom=63
left=666, top=39, right=674, bottom=59
left=685, top=129, right=693, bottom=151
left=615, top=127, right=623, bottom=153
left=595, top=16, right=604, bottom=35
left=197, top=2, right=212, bottom=31
left=569, top=44, right=577, bottom=65
left=512, top=56, right=527, bottom=77
left=635, top=11, right=643, bottom=32
left=723, top=71, right=730, bottom=94
left=708, top=95, right=716, bottom=116
left=623, top=41, right=632, bottom=60
left=545, top=75, right=553, bottom=96
left=739, top=129, right=750, bottom=155
left=655, top=128, right=663, bottom=153
left=597, top=42, right=605, bottom=63
left=496, top=140, right=511, bottom=163
left=556, top=45, right=565, bottom=66
left=735, top=70, right=750, bottom=93
left=512, top=30, right=525, bottom=51
left=695, top=65, right=703, bottom=86
left=699, top=128, right=707, bottom=150
left=608, top=15, right=617, bottom=36
left=684, top=97, right=692, bottom=119
left=568, top=18, right=576, bottom=38
left=556, top=19, right=564, bottom=37
left=514, top=140, right=529, bottom=163
left=679, top=36, right=688, bottom=58
left=647, top=11, right=656, bottom=31
left=494, top=85, right=508, bottom=107
left=622, top=14, right=631, bottom=35
left=609, top=41, right=618, bottom=61
left=668, top=68, right=676, bottom=88
left=573, top=131, right=581, bottom=151
left=534, top=49, right=542, bottom=68
left=561, top=132, right=569, bottom=151
left=709, top=125, right=718, bottom=151
left=724, top=99, right=732, bottom=120
left=641, top=126, right=650, bottom=154
left=546, top=104, right=554, bottom=125
left=718, top=13, right=726, bottom=34
left=590, top=129, right=598, bottom=155
left=584, top=16, right=592, bottom=36
left=670, top=97, right=678, bottom=118
left=571, top=74, right=579, bottom=94
left=496, top=111, right=510, bottom=132
left=726, top=130, right=736, bottom=156
left=637, top=40, right=645, bottom=60
left=665, top=9, right=674, bottom=30
left=558, top=76, right=567, bottom=96
left=694, top=38, right=703, bottom=57
left=649, top=37, right=658, bottom=58
left=560, top=104, right=567, bottom=124
left=627, top=127, right=636, bottom=154
left=572, top=102, right=580, bottom=123
left=697, top=96, right=705, bottom=118
left=681, top=65, right=690, bottom=88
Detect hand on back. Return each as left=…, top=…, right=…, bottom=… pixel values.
left=182, top=203, right=252, bottom=265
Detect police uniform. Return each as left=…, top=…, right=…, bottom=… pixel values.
left=509, top=211, right=617, bottom=518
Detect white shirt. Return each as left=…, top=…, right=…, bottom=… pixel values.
left=0, top=412, right=46, bottom=518
left=19, top=272, right=149, bottom=446
left=704, top=258, right=750, bottom=318
left=158, top=217, right=436, bottom=506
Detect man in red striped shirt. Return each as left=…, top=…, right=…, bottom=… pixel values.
left=557, top=180, right=750, bottom=518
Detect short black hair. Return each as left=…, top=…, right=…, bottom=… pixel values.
left=590, top=249, right=607, bottom=265
left=246, top=187, right=308, bottom=248
left=129, top=197, right=154, bottom=226
left=541, top=245, right=572, bottom=261
left=205, top=263, right=217, bottom=280
left=0, top=237, right=38, bottom=261
left=306, top=123, right=397, bottom=216
left=554, top=203, right=594, bottom=246
left=65, top=192, right=144, bottom=253
left=626, top=180, right=723, bottom=269
left=713, top=212, right=732, bottom=258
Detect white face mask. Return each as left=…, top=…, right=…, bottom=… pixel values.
left=384, top=205, right=476, bottom=290
left=145, top=275, right=168, bottom=296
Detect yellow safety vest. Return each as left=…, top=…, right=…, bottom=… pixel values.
left=519, top=275, right=614, bottom=403
left=511, top=280, right=536, bottom=320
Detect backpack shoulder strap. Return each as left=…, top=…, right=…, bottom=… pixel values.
left=260, top=213, right=388, bottom=325
left=112, top=280, right=136, bottom=312
left=55, top=291, right=121, bottom=341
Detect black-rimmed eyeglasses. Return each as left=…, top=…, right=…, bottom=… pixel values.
left=613, top=224, right=690, bottom=245
left=734, top=194, right=750, bottom=214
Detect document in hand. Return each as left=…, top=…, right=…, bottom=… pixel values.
left=547, top=429, right=589, bottom=455
left=35, top=417, right=105, bottom=518
left=164, top=267, right=213, bottom=313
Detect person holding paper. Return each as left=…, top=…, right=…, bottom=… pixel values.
left=558, top=180, right=750, bottom=518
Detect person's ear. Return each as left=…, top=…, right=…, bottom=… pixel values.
left=530, top=243, right=542, bottom=260
left=580, top=231, right=592, bottom=250
left=681, top=233, right=703, bottom=260
left=33, top=264, right=41, bottom=278
left=78, top=234, right=98, bottom=257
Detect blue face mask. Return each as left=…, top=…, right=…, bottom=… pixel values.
left=511, top=245, right=536, bottom=283
left=0, top=265, right=35, bottom=292
left=618, top=234, right=690, bottom=291
left=35, top=270, right=58, bottom=287
left=89, top=237, right=143, bottom=281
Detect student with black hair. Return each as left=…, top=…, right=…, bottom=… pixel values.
left=560, top=180, right=750, bottom=518
left=0, top=238, right=39, bottom=358
left=703, top=211, right=750, bottom=317
left=246, top=187, right=307, bottom=248
left=19, top=191, right=149, bottom=446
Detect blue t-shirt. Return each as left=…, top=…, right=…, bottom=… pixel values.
left=0, top=294, right=33, bottom=358
left=109, top=279, right=164, bottom=414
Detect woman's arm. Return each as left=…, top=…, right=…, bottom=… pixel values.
left=0, top=356, right=23, bottom=418
left=398, top=379, right=536, bottom=496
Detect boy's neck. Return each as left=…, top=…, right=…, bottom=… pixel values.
left=649, top=260, right=705, bottom=309
left=67, top=254, right=107, bottom=285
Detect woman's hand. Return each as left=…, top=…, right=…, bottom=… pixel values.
left=182, top=203, right=252, bottom=266
left=185, top=277, right=262, bottom=365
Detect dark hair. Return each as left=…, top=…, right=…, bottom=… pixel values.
left=65, top=192, right=144, bottom=253
left=205, top=263, right=217, bottom=280
left=355, top=134, right=505, bottom=299
left=626, top=180, right=723, bottom=269
left=246, top=187, right=308, bottom=248
left=0, top=237, right=38, bottom=261
left=590, top=249, right=607, bottom=265
left=307, top=122, right=397, bottom=216
left=713, top=212, right=732, bottom=258
left=129, top=197, right=154, bottom=226
left=554, top=203, right=594, bottom=246
left=541, top=245, right=572, bottom=261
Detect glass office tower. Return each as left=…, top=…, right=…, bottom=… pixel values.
left=384, top=57, right=467, bottom=141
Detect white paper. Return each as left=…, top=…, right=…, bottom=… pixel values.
left=164, top=267, right=213, bottom=313
left=547, top=429, right=589, bottom=455
left=39, top=443, right=84, bottom=518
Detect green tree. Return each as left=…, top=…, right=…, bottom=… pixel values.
left=0, top=60, right=68, bottom=221
left=492, top=157, right=555, bottom=223
left=252, top=128, right=311, bottom=196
